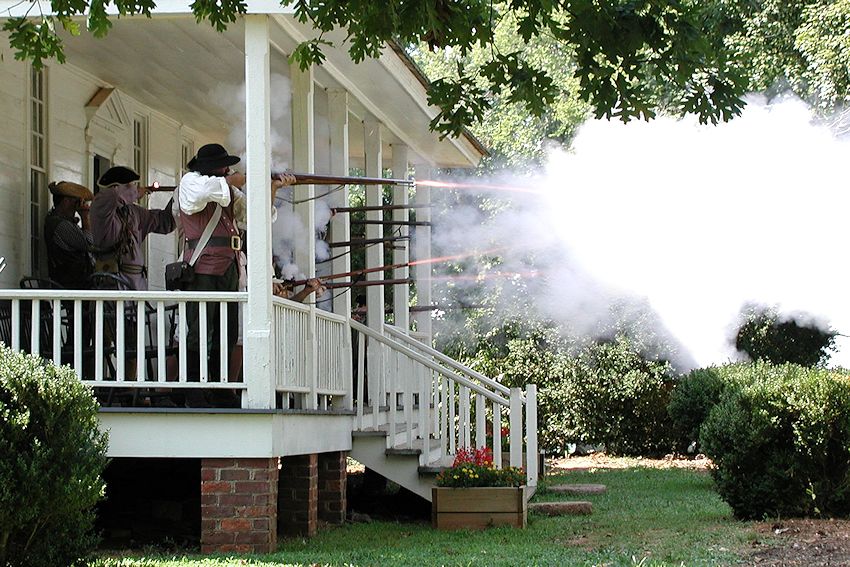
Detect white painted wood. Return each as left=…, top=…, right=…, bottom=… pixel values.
left=51, top=299, right=61, bottom=365
left=510, top=388, right=523, bottom=468
left=405, top=355, right=413, bottom=449
left=356, top=329, right=365, bottom=428
left=386, top=324, right=511, bottom=395
left=475, top=393, right=486, bottom=449
left=493, top=405, right=502, bottom=468
left=100, top=411, right=352, bottom=459
left=419, top=360, right=430, bottom=461
left=117, top=301, right=126, bottom=381
left=391, top=144, right=410, bottom=332
left=364, top=117, right=385, bottom=423
left=389, top=349, right=398, bottom=441
left=526, top=384, right=538, bottom=486
left=244, top=14, right=275, bottom=408
left=328, top=89, right=351, bottom=316
left=73, top=300, right=82, bottom=374
left=290, top=58, right=318, bottom=409
left=136, top=301, right=145, bottom=381
left=412, top=170, right=432, bottom=343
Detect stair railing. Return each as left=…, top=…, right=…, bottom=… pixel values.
left=350, top=320, right=538, bottom=486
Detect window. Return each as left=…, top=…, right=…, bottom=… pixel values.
left=133, top=116, right=148, bottom=183
left=180, top=139, right=193, bottom=179
left=29, top=66, right=47, bottom=275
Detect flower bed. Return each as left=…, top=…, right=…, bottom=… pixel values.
left=432, top=448, right=527, bottom=530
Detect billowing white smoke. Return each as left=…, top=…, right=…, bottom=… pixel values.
left=208, top=75, right=334, bottom=277
left=428, top=94, right=850, bottom=370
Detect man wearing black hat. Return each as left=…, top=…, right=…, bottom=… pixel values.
left=176, top=143, right=293, bottom=390
left=90, top=165, right=176, bottom=290
left=45, top=181, right=95, bottom=289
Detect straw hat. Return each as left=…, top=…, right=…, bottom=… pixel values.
left=48, top=181, right=93, bottom=201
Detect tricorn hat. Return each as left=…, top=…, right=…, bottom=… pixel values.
left=186, top=143, right=241, bottom=172
left=48, top=181, right=93, bottom=201
left=98, top=166, right=140, bottom=188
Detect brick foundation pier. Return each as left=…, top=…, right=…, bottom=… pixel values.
left=201, top=458, right=279, bottom=554
left=318, top=451, right=347, bottom=524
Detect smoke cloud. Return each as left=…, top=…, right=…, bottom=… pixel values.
left=208, top=76, right=334, bottom=278
left=426, top=94, right=850, bottom=370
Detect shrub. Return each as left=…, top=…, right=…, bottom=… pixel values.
left=667, top=364, right=764, bottom=453
left=700, top=362, right=850, bottom=519
left=0, top=346, right=108, bottom=567
left=554, top=336, right=676, bottom=456
left=733, top=303, right=836, bottom=367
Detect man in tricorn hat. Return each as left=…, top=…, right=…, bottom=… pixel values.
left=176, top=143, right=295, bottom=392
left=90, top=165, right=176, bottom=290
left=45, top=180, right=95, bottom=289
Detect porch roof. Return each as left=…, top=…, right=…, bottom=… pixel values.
left=41, top=12, right=485, bottom=168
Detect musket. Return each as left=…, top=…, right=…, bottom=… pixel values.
left=145, top=173, right=414, bottom=192
left=323, top=278, right=413, bottom=290
left=288, top=262, right=410, bottom=286
left=349, top=219, right=431, bottom=227
left=332, top=204, right=432, bottom=213
left=409, top=304, right=485, bottom=312
left=328, top=236, right=409, bottom=249
left=274, top=172, right=414, bottom=186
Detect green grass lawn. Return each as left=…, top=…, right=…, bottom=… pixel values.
left=90, top=467, right=761, bottom=567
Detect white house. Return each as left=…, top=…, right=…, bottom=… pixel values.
left=0, top=2, right=537, bottom=553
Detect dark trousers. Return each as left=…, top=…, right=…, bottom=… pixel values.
left=185, top=263, right=239, bottom=381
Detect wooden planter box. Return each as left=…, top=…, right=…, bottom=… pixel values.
left=432, top=486, right=527, bottom=530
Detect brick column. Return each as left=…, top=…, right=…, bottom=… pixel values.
left=278, top=454, right=318, bottom=537
left=318, top=451, right=347, bottom=524
left=201, top=458, right=278, bottom=554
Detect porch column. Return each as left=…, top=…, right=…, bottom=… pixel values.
left=412, top=166, right=432, bottom=343
left=391, top=144, right=410, bottom=333
left=244, top=14, right=275, bottom=408
left=364, top=119, right=384, bottom=419
left=291, top=60, right=318, bottom=409
left=328, top=89, right=350, bottom=317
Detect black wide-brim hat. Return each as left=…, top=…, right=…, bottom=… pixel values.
left=98, top=166, right=140, bottom=188
left=187, top=143, right=241, bottom=171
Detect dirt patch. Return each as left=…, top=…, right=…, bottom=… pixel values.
left=748, top=518, right=850, bottom=566
left=547, top=454, right=850, bottom=566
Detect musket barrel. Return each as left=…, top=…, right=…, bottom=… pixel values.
left=323, top=278, right=413, bottom=290
left=328, top=236, right=409, bottom=249
left=281, top=173, right=414, bottom=186
left=349, top=219, right=431, bottom=227
left=332, top=204, right=432, bottom=213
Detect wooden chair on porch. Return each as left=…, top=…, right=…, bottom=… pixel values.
left=89, top=272, right=178, bottom=406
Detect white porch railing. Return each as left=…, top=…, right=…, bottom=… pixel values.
left=271, top=297, right=352, bottom=409
left=351, top=321, right=539, bottom=486
left=0, top=289, right=246, bottom=389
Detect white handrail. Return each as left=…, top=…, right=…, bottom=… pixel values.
left=351, top=320, right=508, bottom=406
left=385, top=324, right=511, bottom=396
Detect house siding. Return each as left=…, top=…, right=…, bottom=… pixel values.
left=0, top=34, right=27, bottom=288
left=0, top=51, right=200, bottom=289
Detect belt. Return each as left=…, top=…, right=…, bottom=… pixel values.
left=187, top=235, right=242, bottom=251
left=121, top=263, right=147, bottom=276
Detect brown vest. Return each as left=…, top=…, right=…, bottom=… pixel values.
left=180, top=197, right=240, bottom=276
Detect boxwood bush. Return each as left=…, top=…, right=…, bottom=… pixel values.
left=700, top=362, right=850, bottom=519
left=667, top=364, right=760, bottom=453
left=555, top=336, right=676, bottom=456
left=0, top=346, right=108, bottom=567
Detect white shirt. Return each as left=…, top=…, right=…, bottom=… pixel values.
left=175, top=171, right=277, bottom=224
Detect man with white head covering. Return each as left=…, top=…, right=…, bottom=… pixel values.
left=90, top=166, right=176, bottom=290
left=44, top=180, right=94, bottom=289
